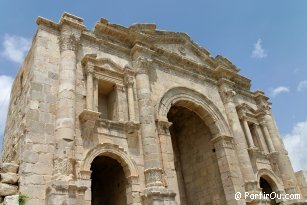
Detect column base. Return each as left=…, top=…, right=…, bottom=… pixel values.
left=46, top=180, right=89, bottom=205
left=142, top=187, right=177, bottom=205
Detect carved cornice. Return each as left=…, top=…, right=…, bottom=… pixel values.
left=37, top=12, right=86, bottom=32
left=254, top=90, right=272, bottom=114
left=215, top=55, right=240, bottom=72
left=97, top=119, right=140, bottom=137
left=37, top=14, right=258, bottom=100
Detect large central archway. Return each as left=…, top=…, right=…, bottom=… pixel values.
left=167, top=105, right=227, bottom=204
left=91, top=156, right=127, bottom=205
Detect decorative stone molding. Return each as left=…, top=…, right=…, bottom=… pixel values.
left=79, top=170, right=92, bottom=180
left=257, top=168, right=284, bottom=192
left=124, top=75, right=134, bottom=87
left=156, top=119, right=172, bottom=135
left=156, top=86, right=231, bottom=137
left=58, top=34, right=80, bottom=53
left=220, top=87, right=237, bottom=104
left=97, top=119, right=140, bottom=136
left=53, top=158, right=75, bottom=180
left=81, top=143, right=139, bottom=179
left=211, top=135, right=235, bottom=150
left=85, top=62, right=95, bottom=74
left=124, top=121, right=139, bottom=134
left=238, top=108, right=248, bottom=120
left=245, top=180, right=261, bottom=193
left=133, top=57, right=152, bottom=75
left=79, top=109, right=100, bottom=139
left=144, top=168, right=164, bottom=187
left=46, top=180, right=88, bottom=205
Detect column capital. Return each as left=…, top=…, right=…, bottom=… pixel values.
left=218, top=79, right=237, bottom=104
left=114, top=84, right=125, bottom=92
left=124, top=75, right=134, bottom=87
left=211, top=135, right=235, bottom=150
left=156, top=119, right=172, bottom=135
left=133, top=57, right=152, bottom=75
left=238, top=109, right=247, bottom=121
left=59, top=33, right=80, bottom=53
left=220, top=88, right=236, bottom=104
left=144, top=168, right=164, bottom=187
left=85, top=62, right=95, bottom=74
left=258, top=118, right=267, bottom=127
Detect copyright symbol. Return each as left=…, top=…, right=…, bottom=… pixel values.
left=235, top=192, right=241, bottom=200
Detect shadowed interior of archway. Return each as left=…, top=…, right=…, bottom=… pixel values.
left=260, top=177, right=278, bottom=205
left=91, top=156, right=127, bottom=205
left=167, top=106, right=226, bottom=205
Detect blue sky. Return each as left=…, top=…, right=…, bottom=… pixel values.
left=0, top=0, right=306, bottom=171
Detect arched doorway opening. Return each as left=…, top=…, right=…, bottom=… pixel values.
left=91, top=156, right=127, bottom=205
left=167, top=105, right=226, bottom=205
left=260, top=177, right=278, bottom=205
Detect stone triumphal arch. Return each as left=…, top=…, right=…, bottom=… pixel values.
left=1, top=13, right=307, bottom=205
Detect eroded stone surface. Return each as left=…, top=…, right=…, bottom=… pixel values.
left=0, top=173, right=18, bottom=185
left=0, top=183, right=18, bottom=196
left=3, top=195, right=18, bottom=205
left=0, top=164, right=18, bottom=174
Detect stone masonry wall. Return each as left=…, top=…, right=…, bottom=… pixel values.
left=17, top=24, right=61, bottom=205
left=169, top=106, right=226, bottom=205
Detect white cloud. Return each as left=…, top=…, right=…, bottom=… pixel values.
left=271, top=86, right=289, bottom=97
left=0, top=75, right=14, bottom=136
left=251, top=38, right=267, bottom=59
left=284, top=120, right=307, bottom=171
left=1, top=34, right=31, bottom=64
left=297, top=80, right=307, bottom=92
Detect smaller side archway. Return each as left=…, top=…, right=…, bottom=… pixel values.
left=257, top=169, right=285, bottom=204
left=81, top=143, right=140, bottom=205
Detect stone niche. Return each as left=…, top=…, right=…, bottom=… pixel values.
left=97, top=79, right=117, bottom=120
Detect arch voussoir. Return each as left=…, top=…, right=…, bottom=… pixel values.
left=156, top=87, right=231, bottom=137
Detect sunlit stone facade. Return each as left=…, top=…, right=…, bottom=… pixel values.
left=1, top=13, right=307, bottom=205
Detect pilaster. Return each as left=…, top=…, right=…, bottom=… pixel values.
left=49, top=12, right=88, bottom=205
left=238, top=108, right=256, bottom=148
left=124, top=74, right=136, bottom=122
left=133, top=51, right=176, bottom=204
left=219, top=78, right=258, bottom=193
left=255, top=91, right=300, bottom=195
left=53, top=12, right=85, bottom=180
left=211, top=135, right=246, bottom=205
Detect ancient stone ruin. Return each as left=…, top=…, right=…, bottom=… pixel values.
left=1, top=12, right=307, bottom=205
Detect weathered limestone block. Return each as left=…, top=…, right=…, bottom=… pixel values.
left=296, top=171, right=307, bottom=198
left=0, top=183, right=18, bottom=196
left=0, top=173, right=19, bottom=185
left=3, top=195, right=18, bottom=205
left=0, top=163, right=18, bottom=174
